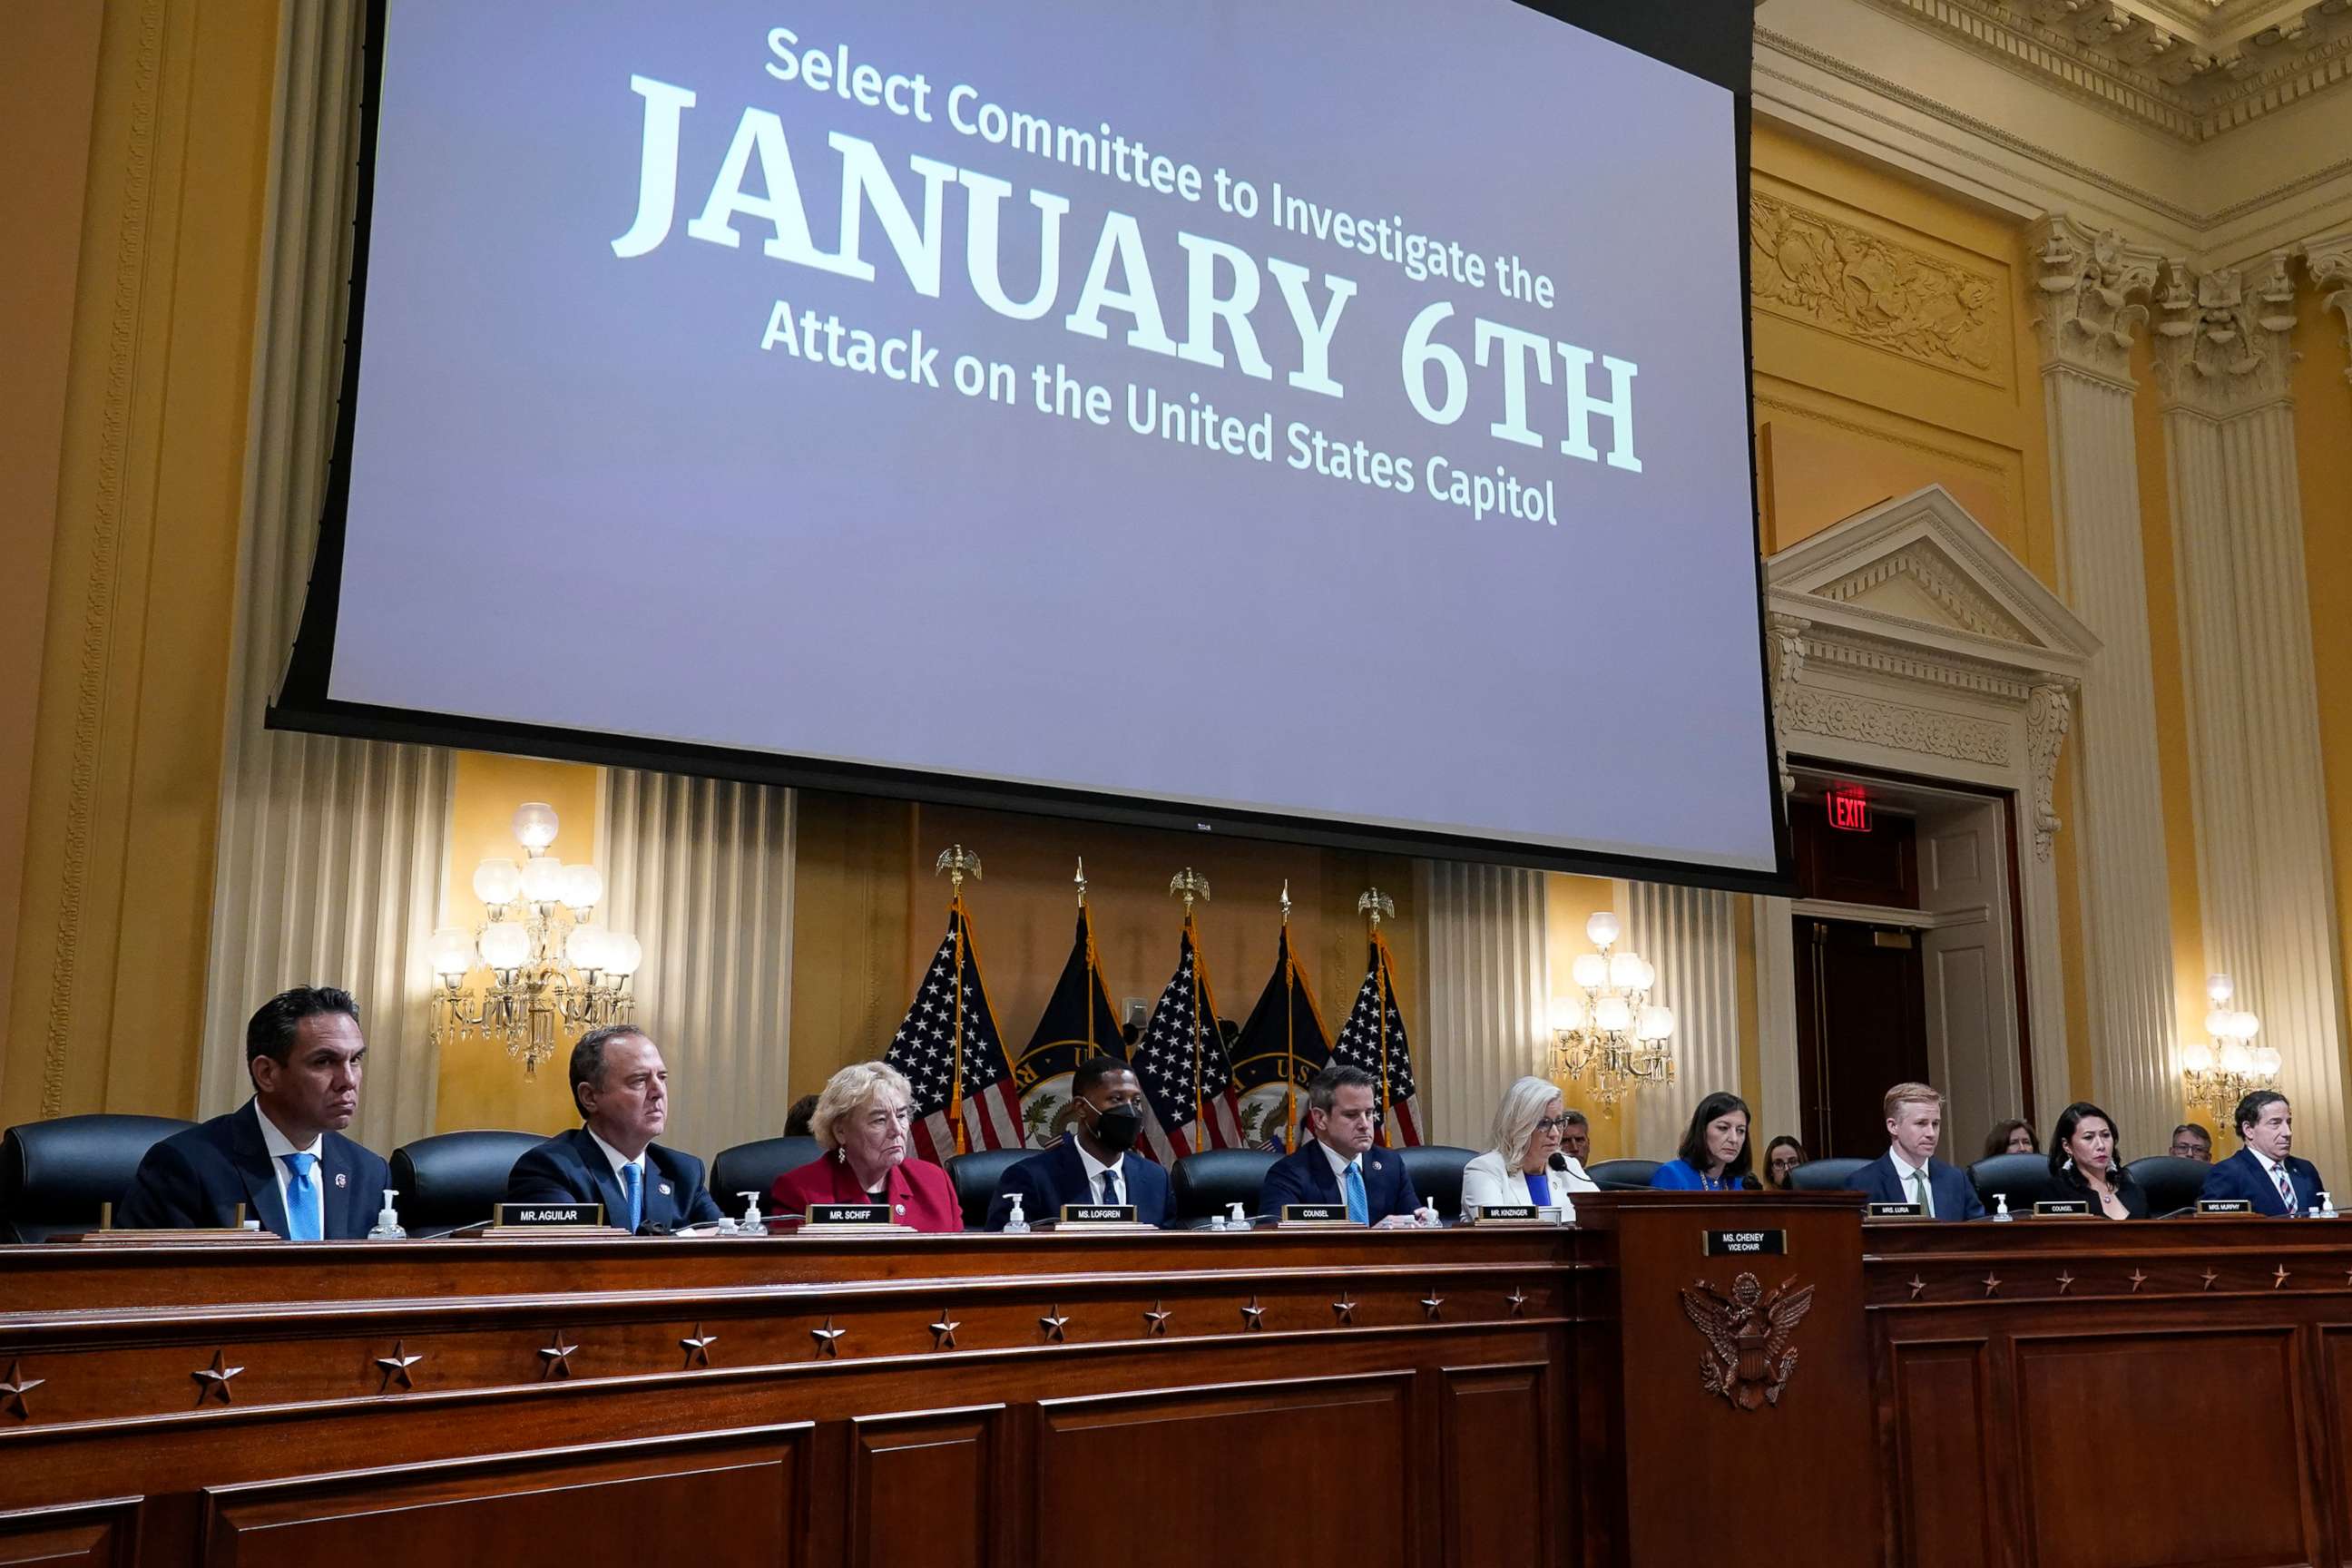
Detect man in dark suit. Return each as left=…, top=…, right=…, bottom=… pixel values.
left=1258, top=1064, right=1430, bottom=1225
left=505, top=1024, right=724, bottom=1231
left=1855, top=1081, right=1984, bottom=1220
left=2201, top=1090, right=2327, bottom=1215
left=116, top=985, right=390, bottom=1239
left=986, top=1057, right=1171, bottom=1229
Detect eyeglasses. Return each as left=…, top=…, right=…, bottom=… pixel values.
left=1535, top=1115, right=1573, bottom=1132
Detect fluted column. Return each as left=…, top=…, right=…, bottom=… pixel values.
left=2156, top=253, right=2348, bottom=1172
left=599, top=769, right=796, bottom=1159
left=2025, top=216, right=2179, bottom=1154
left=199, top=5, right=454, bottom=1154
left=1626, top=880, right=1741, bottom=1157
left=1413, top=863, right=1547, bottom=1151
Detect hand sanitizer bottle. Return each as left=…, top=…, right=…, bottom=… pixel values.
left=1993, top=1192, right=2013, bottom=1223
left=1228, top=1200, right=1249, bottom=1230
left=2322, top=1191, right=2338, bottom=1220
left=1002, top=1192, right=1029, bottom=1234
left=736, top=1193, right=764, bottom=1235
left=367, top=1189, right=406, bottom=1241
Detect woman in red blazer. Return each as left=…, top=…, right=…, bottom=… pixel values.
left=770, top=1062, right=964, bottom=1231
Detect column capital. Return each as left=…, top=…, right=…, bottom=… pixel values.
left=2151, top=252, right=2301, bottom=414
left=2029, top=215, right=2161, bottom=382
left=2304, top=231, right=2352, bottom=388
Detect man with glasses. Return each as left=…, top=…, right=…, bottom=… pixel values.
left=2168, top=1122, right=2214, bottom=1162
left=504, top=1025, right=725, bottom=1232
left=1855, top=1081, right=1984, bottom=1220
left=1258, top=1064, right=1431, bottom=1226
left=986, top=1056, right=1171, bottom=1228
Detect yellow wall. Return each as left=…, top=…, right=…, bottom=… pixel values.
left=2, top=0, right=280, bottom=1126
left=2296, top=295, right=2352, bottom=1137
left=429, top=753, right=605, bottom=1136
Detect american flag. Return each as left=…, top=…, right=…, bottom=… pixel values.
left=1130, top=921, right=1245, bottom=1162
left=884, top=905, right=1024, bottom=1163
left=1332, top=932, right=1424, bottom=1146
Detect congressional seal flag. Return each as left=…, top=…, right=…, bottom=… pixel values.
left=1131, top=869, right=1245, bottom=1161
left=1230, top=885, right=1331, bottom=1152
left=1332, top=888, right=1424, bottom=1147
left=886, top=847, right=1023, bottom=1162
left=1014, top=861, right=1128, bottom=1148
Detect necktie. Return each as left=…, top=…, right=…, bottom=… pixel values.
left=1099, top=1169, right=1120, bottom=1205
left=1343, top=1161, right=1368, bottom=1225
left=2275, top=1164, right=2297, bottom=1215
left=282, top=1152, right=321, bottom=1241
left=1910, top=1168, right=1933, bottom=1218
left=622, top=1161, right=643, bottom=1230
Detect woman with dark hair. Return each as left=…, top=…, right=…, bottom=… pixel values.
left=2048, top=1101, right=2146, bottom=1220
left=1760, top=1135, right=1808, bottom=1191
left=1651, top=1093, right=1755, bottom=1191
left=1982, top=1119, right=2038, bottom=1160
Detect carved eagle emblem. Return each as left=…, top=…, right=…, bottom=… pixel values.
left=1680, top=1271, right=1815, bottom=1410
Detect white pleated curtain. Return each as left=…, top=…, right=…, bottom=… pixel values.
left=1413, top=863, right=1549, bottom=1152
left=1626, top=880, right=1742, bottom=1161
left=200, top=5, right=453, bottom=1154
left=597, top=770, right=796, bottom=1161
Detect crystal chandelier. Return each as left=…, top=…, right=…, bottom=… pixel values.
left=1548, top=910, right=1675, bottom=1106
left=426, top=802, right=642, bottom=1079
left=2180, top=973, right=2276, bottom=1122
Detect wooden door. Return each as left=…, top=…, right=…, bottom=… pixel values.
left=1795, top=917, right=1929, bottom=1158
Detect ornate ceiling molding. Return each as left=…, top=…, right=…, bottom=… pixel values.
left=1852, top=0, right=2352, bottom=142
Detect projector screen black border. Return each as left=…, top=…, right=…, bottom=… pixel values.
left=270, top=0, right=1793, bottom=899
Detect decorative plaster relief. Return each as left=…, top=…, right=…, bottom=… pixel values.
left=2026, top=680, right=2075, bottom=860
left=1750, top=191, right=2003, bottom=378
left=2029, top=215, right=2160, bottom=377
left=1781, top=683, right=2014, bottom=768
left=1814, top=542, right=2038, bottom=643
left=2307, top=233, right=2352, bottom=384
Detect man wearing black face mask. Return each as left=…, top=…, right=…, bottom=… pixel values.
left=985, top=1056, right=1171, bottom=1229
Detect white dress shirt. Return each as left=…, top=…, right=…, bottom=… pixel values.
left=254, top=1101, right=326, bottom=1232
left=1318, top=1137, right=1365, bottom=1193
left=2251, top=1147, right=2298, bottom=1210
left=586, top=1126, right=648, bottom=1206
left=1887, top=1148, right=1935, bottom=1217
left=1076, top=1142, right=1127, bottom=1206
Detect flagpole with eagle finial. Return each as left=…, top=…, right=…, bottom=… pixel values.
left=936, top=845, right=982, bottom=1154
left=1359, top=887, right=1396, bottom=1149
left=1170, top=868, right=1211, bottom=1151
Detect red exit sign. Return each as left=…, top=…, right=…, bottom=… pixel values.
left=1826, top=787, right=1872, bottom=833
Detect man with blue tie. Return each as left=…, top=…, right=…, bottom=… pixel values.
left=986, top=1057, right=1171, bottom=1229
left=2200, top=1091, right=2328, bottom=1215
left=504, top=1025, right=725, bottom=1231
left=1855, top=1082, right=1984, bottom=1220
left=116, top=986, right=390, bottom=1239
left=1258, top=1065, right=1430, bottom=1225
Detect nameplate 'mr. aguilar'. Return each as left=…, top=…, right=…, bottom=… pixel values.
left=495, top=1202, right=603, bottom=1228
left=1703, top=1229, right=1787, bottom=1256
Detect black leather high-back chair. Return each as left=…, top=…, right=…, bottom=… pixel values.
left=1788, top=1156, right=1874, bottom=1192
left=388, top=1130, right=544, bottom=1236
left=945, top=1148, right=1029, bottom=1229
left=2125, top=1153, right=2212, bottom=1217
left=1396, top=1144, right=1477, bottom=1220
left=1586, top=1157, right=1662, bottom=1191
left=0, top=1112, right=194, bottom=1243
left=1969, top=1151, right=2063, bottom=1212
left=1171, top=1148, right=1280, bottom=1225
left=710, top=1135, right=823, bottom=1218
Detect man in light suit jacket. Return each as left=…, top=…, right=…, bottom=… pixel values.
left=1258, top=1065, right=1430, bottom=1225
left=505, top=1025, right=724, bottom=1232
left=986, top=1057, right=1171, bottom=1229
left=2201, top=1090, right=2328, bottom=1216
left=116, top=986, right=390, bottom=1239
left=1854, top=1081, right=1984, bottom=1220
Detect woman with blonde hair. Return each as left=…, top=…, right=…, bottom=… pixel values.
left=1458, top=1075, right=1596, bottom=1220
left=769, top=1061, right=964, bottom=1230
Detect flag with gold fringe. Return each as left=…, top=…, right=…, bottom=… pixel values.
left=1014, top=902, right=1127, bottom=1147
left=1131, top=920, right=1245, bottom=1161
left=1230, top=925, right=1331, bottom=1152
left=1332, top=930, right=1424, bottom=1146
left=885, top=904, right=1024, bottom=1163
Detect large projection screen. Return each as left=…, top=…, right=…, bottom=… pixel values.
left=278, top=0, right=1788, bottom=890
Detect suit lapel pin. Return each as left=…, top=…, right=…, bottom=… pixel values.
left=897, top=1202, right=906, bottom=1215
left=659, top=1182, right=672, bottom=1197
left=333, top=1172, right=347, bottom=1189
